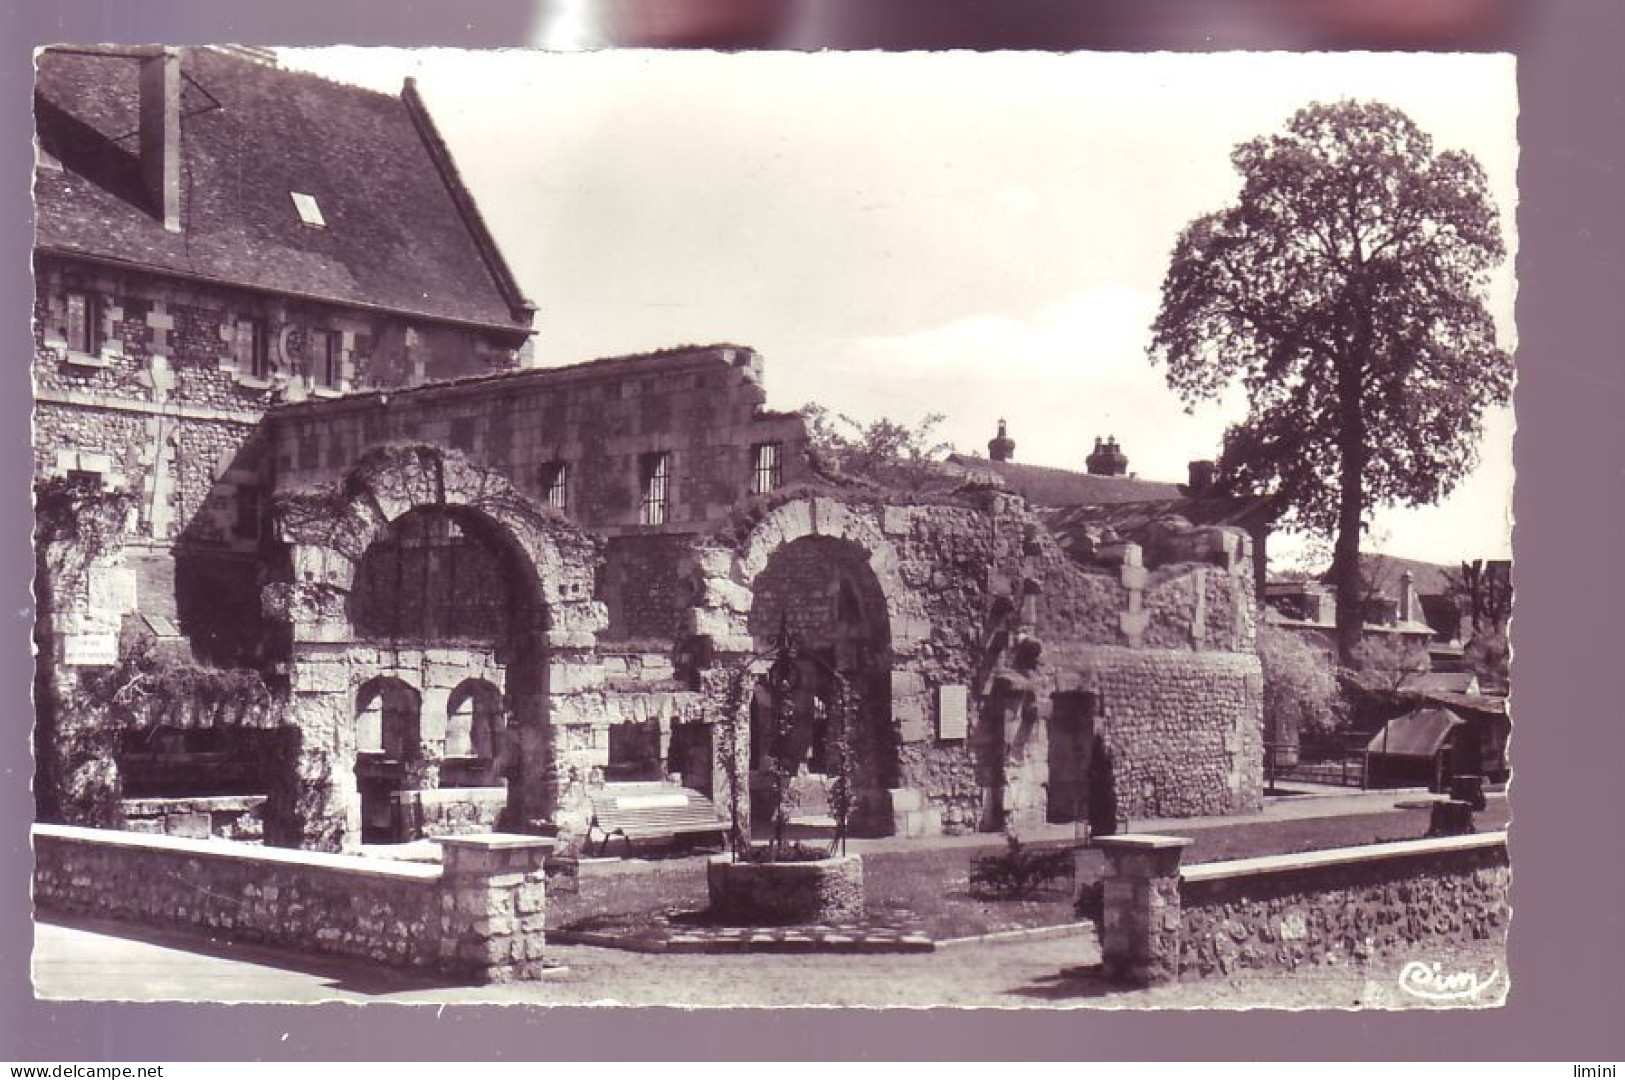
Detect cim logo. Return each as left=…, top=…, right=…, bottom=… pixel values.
left=1397, top=959, right=1502, bottom=1002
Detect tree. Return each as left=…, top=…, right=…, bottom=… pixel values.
left=799, top=404, right=955, bottom=491
left=1257, top=624, right=1344, bottom=752
left=1149, top=101, right=1511, bottom=662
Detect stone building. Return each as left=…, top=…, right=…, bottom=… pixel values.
left=33, top=48, right=1267, bottom=854
left=259, top=354, right=1266, bottom=849
left=32, top=46, right=534, bottom=835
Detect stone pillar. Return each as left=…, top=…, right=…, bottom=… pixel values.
left=1095, top=834, right=1191, bottom=986
left=439, top=834, right=555, bottom=983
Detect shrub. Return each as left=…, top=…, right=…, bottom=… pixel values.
left=969, top=836, right=1075, bottom=898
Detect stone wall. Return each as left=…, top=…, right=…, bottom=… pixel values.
left=119, top=795, right=266, bottom=842
left=267, top=345, right=812, bottom=538
left=600, top=534, right=696, bottom=641
left=1178, top=837, right=1510, bottom=979
left=399, top=787, right=509, bottom=839
left=33, top=824, right=554, bottom=982
left=691, top=492, right=1265, bottom=836
left=1094, top=832, right=1509, bottom=986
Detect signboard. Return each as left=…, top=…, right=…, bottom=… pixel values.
left=62, top=632, right=117, bottom=667
left=937, top=684, right=969, bottom=741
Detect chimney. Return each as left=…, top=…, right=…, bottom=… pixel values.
left=987, top=418, right=1015, bottom=462
left=139, top=48, right=182, bottom=232
left=1086, top=435, right=1128, bottom=477
left=1188, top=460, right=1216, bottom=494
left=1399, top=570, right=1418, bottom=624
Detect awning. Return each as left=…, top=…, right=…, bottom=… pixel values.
left=1366, top=707, right=1464, bottom=758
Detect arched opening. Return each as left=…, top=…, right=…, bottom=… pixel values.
left=747, top=535, right=896, bottom=835
left=443, top=678, right=504, bottom=788
left=345, top=504, right=551, bottom=838
left=354, top=676, right=422, bottom=844
left=348, top=506, right=530, bottom=646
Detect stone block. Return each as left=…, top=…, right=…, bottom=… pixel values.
left=163, top=812, right=212, bottom=839
left=291, top=659, right=350, bottom=694
left=548, top=662, right=605, bottom=694
left=881, top=505, right=914, bottom=536
left=887, top=787, right=923, bottom=813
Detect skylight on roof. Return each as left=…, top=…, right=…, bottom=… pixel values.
left=290, top=191, right=326, bottom=228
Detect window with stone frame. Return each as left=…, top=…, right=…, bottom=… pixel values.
left=751, top=441, right=782, bottom=495
left=233, top=316, right=271, bottom=380
left=638, top=451, right=670, bottom=526
left=314, top=329, right=343, bottom=390
left=539, top=461, right=569, bottom=514
left=64, top=290, right=98, bottom=355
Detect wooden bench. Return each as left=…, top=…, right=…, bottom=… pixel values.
left=587, top=782, right=729, bottom=857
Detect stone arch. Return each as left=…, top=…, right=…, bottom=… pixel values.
left=266, top=445, right=605, bottom=849
left=353, top=675, right=422, bottom=844
left=695, top=496, right=934, bottom=838
left=355, top=675, right=421, bottom=759
left=690, top=496, right=927, bottom=657
left=446, top=678, right=503, bottom=762
left=276, top=444, right=604, bottom=646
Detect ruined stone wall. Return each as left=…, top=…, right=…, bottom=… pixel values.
left=119, top=795, right=266, bottom=842
left=267, top=345, right=811, bottom=538
left=1086, top=646, right=1263, bottom=819
left=1178, top=836, right=1509, bottom=980
left=600, top=534, right=695, bottom=642
left=693, top=492, right=1266, bottom=836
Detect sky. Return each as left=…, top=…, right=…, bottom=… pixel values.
left=283, top=48, right=1518, bottom=570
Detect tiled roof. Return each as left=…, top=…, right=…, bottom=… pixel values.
left=1042, top=494, right=1276, bottom=534
left=34, top=47, right=532, bottom=334
left=946, top=453, right=1185, bottom=506
left=1338, top=553, right=1459, bottom=598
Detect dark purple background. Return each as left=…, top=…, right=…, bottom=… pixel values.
left=2, top=0, right=1620, bottom=1061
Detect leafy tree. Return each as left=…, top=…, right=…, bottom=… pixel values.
left=1150, top=101, right=1512, bottom=662
left=1348, top=632, right=1432, bottom=690
left=1258, top=624, right=1344, bottom=750
left=800, top=404, right=954, bottom=491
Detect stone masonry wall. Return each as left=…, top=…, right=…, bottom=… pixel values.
left=1086, top=646, right=1263, bottom=819
left=1178, top=836, right=1509, bottom=980
left=600, top=533, right=697, bottom=642
left=267, top=345, right=811, bottom=538
left=33, top=257, right=520, bottom=667
left=34, top=824, right=554, bottom=982
left=693, top=492, right=1264, bottom=836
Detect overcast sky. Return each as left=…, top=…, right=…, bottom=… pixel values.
left=284, top=48, right=1518, bottom=570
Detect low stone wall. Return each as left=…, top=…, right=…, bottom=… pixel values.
left=706, top=854, right=864, bottom=925
left=1095, top=832, right=1509, bottom=986
left=120, top=795, right=266, bottom=842
left=32, top=824, right=555, bottom=983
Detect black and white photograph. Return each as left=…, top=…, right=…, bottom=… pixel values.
left=28, top=43, right=1517, bottom=1010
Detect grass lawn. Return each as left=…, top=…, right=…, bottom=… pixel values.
left=547, top=800, right=1511, bottom=944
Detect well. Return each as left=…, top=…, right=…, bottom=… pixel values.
left=706, top=853, right=864, bottom=925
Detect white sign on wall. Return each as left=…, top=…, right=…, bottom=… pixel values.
left=937, top=684, right=969, bottom=741
left=62, top=632, right=117, bottom=667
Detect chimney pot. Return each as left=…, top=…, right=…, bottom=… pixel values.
left=987, top=418, right=1016, bottom=462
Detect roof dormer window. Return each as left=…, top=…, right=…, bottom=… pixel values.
left=290, top=191, right=326, bottom=228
